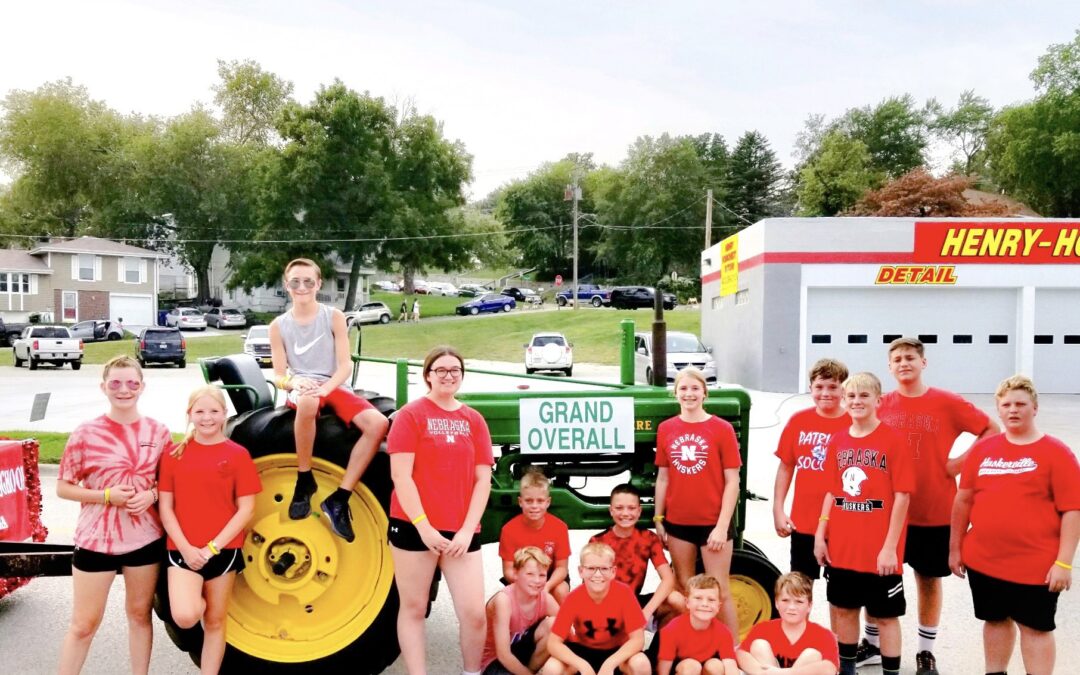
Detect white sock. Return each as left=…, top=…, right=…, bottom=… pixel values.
left=917, top=624, right=938, bottom=653
left=864, top=621, right=880, bottom=647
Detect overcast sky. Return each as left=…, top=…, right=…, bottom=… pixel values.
left=3, top=1, right=1078, bottom=199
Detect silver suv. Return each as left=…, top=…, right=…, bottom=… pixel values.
left=634, top=331, right=717, bottom=386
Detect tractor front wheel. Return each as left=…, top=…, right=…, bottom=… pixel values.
left=729, top=548, right=781, bottom=641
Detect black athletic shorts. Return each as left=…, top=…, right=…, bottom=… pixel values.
left=482, top=620, right=542, bottom=674
left=72, top=537, right=164, bottom=573
left=387, top=517, right=481, bottom=553
left=567, top=642, right=620, bottom=672
left=790, top=531, right=821, bottom=580
left=664, top=520, right=735, bottom=547
left=967, top=567, right=1059, bottom=632
left=166, top=548, right=245, bottom=580
left=904, top=525, right=951, bottom=578
left=825, top=567, right=906, bottom=618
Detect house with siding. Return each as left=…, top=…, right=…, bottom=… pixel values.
left=0, top=237, right=166, bottom=326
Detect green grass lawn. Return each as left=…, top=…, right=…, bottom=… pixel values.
left=1, top=430, right=186, bottom=463
left=370, top=291, right=462, bottom=318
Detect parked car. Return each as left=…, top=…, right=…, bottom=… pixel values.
left=12, top=325, right=84, bottom=370
left=458, top=283, right=489, bottom=297
left=610, top=286, right=677, bottom=310
left=166, top=307, right=207, bottom=331
left=243, top=325, right=273, bottom=367
left=455, top=293, right=516, bottom=315
left=344, top=302, right=392, bottom=327
left=518, top=289, right=543, bottom=306
left=524, top=332, right=573, bottom=376
left=633, top=331, right=717, bottom=386
left=555, top=284, right=611, bottom=307
left=427, top=282, right=460, bottom=297
left=374, top=280, right=400, bottom=292
left=136, top=327, right=186, bottom=368
left=70, top=319, right=125, bottom=342
left=412, top=280, right=429, bottom=294
left=0, top=317, right=30, bottom=348
left=500, top=287, right=537, bottom=303
left=204, top=307, right=247, bottom=329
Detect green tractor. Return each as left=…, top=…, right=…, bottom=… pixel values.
left=149, top=320, right=781, bottom=672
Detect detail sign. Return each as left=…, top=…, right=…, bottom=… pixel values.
left=720, top=234, right=739, bottom=297
left=520, top=398, right=634, bottom=454
left=915, top=221, right=1080, bottom=263
left=875, top=265, right=957, bottom=285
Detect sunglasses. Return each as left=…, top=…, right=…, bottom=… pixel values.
left=286, top=278, right=318, bottom=290
left=106, top=379, right=142, bottom=391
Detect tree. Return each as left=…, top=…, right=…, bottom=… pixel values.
left=932, top=90, right=994, bottom=176
left=1031, top=28, right=1080, bottom=95
left=212, top=59, right=294, bottom=145
left=796, top=131, right=882, bottom=216
left=840, top=94, right=932, bottom=177
left=847, top=168, right=1014, bottom=217
left=726, top=130, right=784, bottom=223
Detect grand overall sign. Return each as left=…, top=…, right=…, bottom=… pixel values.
left=520, top=398, right=635, bottom=453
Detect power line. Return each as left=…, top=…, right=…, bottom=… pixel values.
left=709, top=194, right=754, bottom=226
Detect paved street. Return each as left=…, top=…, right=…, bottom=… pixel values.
left=1, top=361, right=1078, bottom=673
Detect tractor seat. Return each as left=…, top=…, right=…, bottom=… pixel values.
left=201, top=355, right=276, bottom=414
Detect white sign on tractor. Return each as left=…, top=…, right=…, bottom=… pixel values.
left=519, top=397, right=634, bottom=453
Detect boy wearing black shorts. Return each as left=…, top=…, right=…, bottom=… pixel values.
left=814, top=373, right=915, bottom=675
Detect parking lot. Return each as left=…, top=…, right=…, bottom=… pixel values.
left=1, top=361, right=1078, bottom=673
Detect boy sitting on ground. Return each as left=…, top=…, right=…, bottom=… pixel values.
left=657, top=573, right=737, bottom=675
left=737, top=572, right=839, bottom=675
left=481, top=546, right=559, bottom=675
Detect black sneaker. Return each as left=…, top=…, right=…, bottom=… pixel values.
left=288, top=479, right=317, bottom=520
left=320, top=495, right=355, bottom=543
left=915, top=650, right=939, bottom=675
left=855, top=639, right=881, bottom=667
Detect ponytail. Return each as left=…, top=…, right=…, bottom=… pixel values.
left=173, top=385, right=229, bottom=459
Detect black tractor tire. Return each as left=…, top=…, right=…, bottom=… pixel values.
left=590, top=296, right=603, bottom=307
left=155, top=394, right=402, bottom=674
left=740, top=539, right=766, bottom=559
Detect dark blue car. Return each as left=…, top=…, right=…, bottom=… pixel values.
left=456, top=293, right=516, bottom=316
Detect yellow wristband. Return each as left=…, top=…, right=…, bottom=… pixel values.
left=411, top=513, right=427, bottom=525
left=207, top=540, right=220, bottom=556
left=819, top=516, right=830, bottom=522
left=1054, top=560, right=1072, bottom=570
left=104, top=487, right=111, bottom=505
left=652, top=515, right=665, bottom=522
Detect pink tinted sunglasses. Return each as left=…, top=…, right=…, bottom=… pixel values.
left=106, top=379, right=142, bottom=391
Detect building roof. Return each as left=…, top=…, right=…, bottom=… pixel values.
left=29, top=236, right=168, bottom=259
left=0, top=248, right=53, bottom=274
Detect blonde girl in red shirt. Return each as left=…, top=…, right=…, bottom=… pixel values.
left=387, top=346, right=494, bottom=675
left=159, top=386, right=261, bottom=675
left=654, top=366, right=743, bottom=639
left=57, top=356, right=171, bottom=675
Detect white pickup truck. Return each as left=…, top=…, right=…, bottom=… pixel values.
left=12, top=325, right=84, bottom=370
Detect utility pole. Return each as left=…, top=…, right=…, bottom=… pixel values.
left=704, top=188, right=714, bottom=249
left=569, top=172, right=581, bottom=310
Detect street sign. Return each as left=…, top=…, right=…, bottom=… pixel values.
left=555, top=275, right=563, bottom=286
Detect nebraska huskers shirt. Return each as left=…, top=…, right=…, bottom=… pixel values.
left=388, top=397, right=493, bottom=532
left=655, top=416, right=742, bottom=526
left=775, top=408, right=851, bottom=535
left=824, top=424, right=915, bottom=574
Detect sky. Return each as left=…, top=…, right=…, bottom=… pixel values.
left=2, top=1, right=1078, bottom=199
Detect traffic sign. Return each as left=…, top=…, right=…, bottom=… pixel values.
left=555, top=275, right=563, bottom=286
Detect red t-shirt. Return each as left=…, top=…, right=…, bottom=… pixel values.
left=824, top=424, right=916, bottom=574
left=499, top=513, right=571, bottom=563
left=879, top=388, right=990, bottom=526
left=159, top=439, right=262, bottom=550
left=552, top=581, right=646, bottom=650
left=58, top=415, right=171, bottom=554
left=658, top=614, right=736, bottom=662
left=590, top=526, right=669, bottom=593
left=960, top=433, right=1080, bottom=585
left=740, top=619, right=839, bottom=668
left=775, top=408, right=852, bottom=534
left=387, top=397, right=494, bottom=532
left=655, top=416, right=742, bottom=525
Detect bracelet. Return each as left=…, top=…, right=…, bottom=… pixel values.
left=411, top=513, right=428, bottom=525
left=207, top=540, right=220, bottom=556
left=104, top=487, right=111, bottom=505
left=652, top=515, right=665, bottom=522
left=274, top=375, right=291, bottom=390
left=1054, top=560, right=1072, bottom=570
left=819, top=515, right=830, bottom=522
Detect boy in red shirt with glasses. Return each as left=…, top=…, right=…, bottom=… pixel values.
left=269, top=258, right=389, bottom=542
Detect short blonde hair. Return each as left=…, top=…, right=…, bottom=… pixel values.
left=673, top=366, right=708, bottom=394
left=843, top=372, right=881, bottom=397
left=519, top=466, right=550, bottom=494
left=513, top=546, right=552, bottom=571
left=996, top=375, right=1038, bottom=407
left=579, top=542, right=615, bottom=566
left=686, top=573, right=722, bottom=594
left=775, top=572, right=813, bottom=600
left=283, top=258, right=321, bottom=280
left=103, top=355, right=143, bottom=381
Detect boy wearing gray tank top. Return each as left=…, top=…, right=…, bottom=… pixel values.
left=269, top=258, right=390, bottom=542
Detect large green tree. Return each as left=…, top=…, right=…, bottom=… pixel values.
left=840, top=94, right=932, bottom=178
left=932, top=90, right=994, bottom=176
left=726, top=130, right=784, bottom=223
left=213, top=59, right=294, bottom=145
left=796, top=131, right=881, bottom=216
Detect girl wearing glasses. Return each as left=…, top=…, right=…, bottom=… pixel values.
left=57, top=355, right=171, bottom=675
left=158, top=386, right=261, bottom=675
left=653, top=367, right=743, bottom=640
left=387, top=346, right=494, bottom=674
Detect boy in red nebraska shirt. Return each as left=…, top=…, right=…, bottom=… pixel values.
left=499, top=466, right=571, bottom=602
left=950, top=375, right=1080, bottom=675
left=813, top=372, right=914, bottom=675
left=542, top=542, right=650, bottom=675
left=774, top=358, right=850, bottom=580
left=738, top=572, right=838, bottom=675
left=657, top=574, right=737, bottom=675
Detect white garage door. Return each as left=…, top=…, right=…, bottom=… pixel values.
left=805, top=287, right=1018, bottom=394
left=1033, top=289, right=1080, bottom=394
left=109, top=293, right=154, bottom=327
